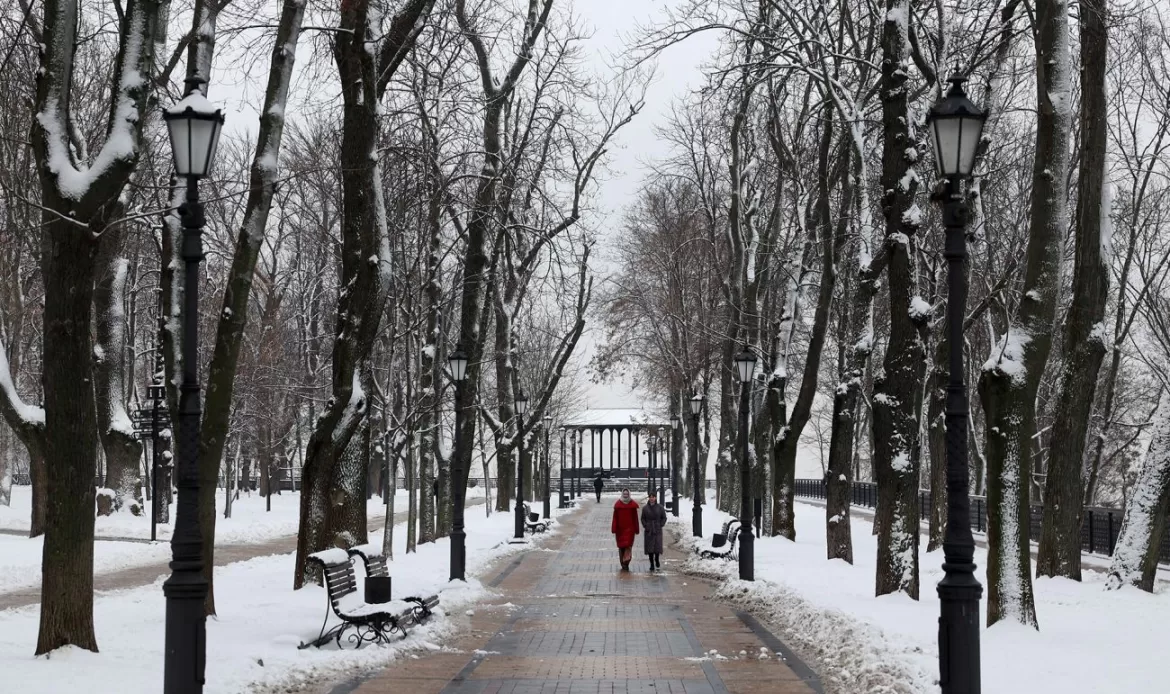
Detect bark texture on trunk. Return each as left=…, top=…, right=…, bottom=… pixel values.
left=1037, top=0, right=1109, bottom=581
left=872, top=0, right=926, bottom=600
left=94, top=243, right=142, bottom=514
left=979, top=0, right=1070, bottom=630
left=33, top=0, right=163, bottom=654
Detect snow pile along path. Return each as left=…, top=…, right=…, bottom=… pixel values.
left=673, top=497, right=1170, bottom=694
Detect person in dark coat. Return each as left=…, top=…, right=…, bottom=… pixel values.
left=641, top=492, right=668, bottom=571
left=593, top=475, right=604, bottom=502
left=611, top=488, right=640, bottom=571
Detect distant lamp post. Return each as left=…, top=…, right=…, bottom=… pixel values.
left=927, top=75, right=986, bottom=694
left=559, top=426, right=567, bottom=508
left=447, top=346, right=470, bottom=581
left=689, top=395, right=704, bottom=537
left=542, top=414, right=553, bottom=519
left=162, top=78, right=224, bottom=694
left=670, top=415, right=681, bottom=516
left=734, top=347, right=757, bottom=581
left=513, top=392, right=529, bottom=540
left=147, top=381, right=167, bottom=539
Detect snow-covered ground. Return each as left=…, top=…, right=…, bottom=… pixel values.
left=0, top=485, right=420, bottom=541
left=675, top=497, right=1170, bottom=693
left=0, top=500, right=559, bottom=693
left=0, top=534, right=173, bottom=595
left=0, top=486, right=488, bottom=596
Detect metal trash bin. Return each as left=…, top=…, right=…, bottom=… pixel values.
left=365, top=576, right=392, bottom=604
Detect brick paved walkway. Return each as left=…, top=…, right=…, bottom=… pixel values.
left=327, top=500, right=821, bottom=694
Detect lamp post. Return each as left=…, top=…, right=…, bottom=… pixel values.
left=543, top=414, right=553, bottom=519
left=559, top=426, right=567, bottom=508
left=734, top=348, right=757, bottom=581
left=670, top=415, right=681, bottom=516
left=162, top=79, right=224, bottom=694
left=654, top=427, right=664, bottom=499
left=148, top=380, right=166, bottom=542
left=927, top=75, right=986, bottom=694
left=447, top=347, right=469, bottom=581
left=690, top=395, right=704, bottom=537
left=513, top=392, right=529, bottom=540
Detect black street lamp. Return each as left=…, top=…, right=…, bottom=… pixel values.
left=542, top=414, right=553, bottom=519
left=512, top=392, right=528, bottom=540
left=927, top=75, right=986, bottom=694
left=734, top=347, right=757, bottom=581
left=656, top=427, right=666, bottom=499
left=447, top=346, right=469, bottom=581
left=162, top=78, right=224, bottom=694
left=689, top=395, right=704, bottom=537
left=670, top=415, right=681, bottom=516
left=148, top=380, right=167, bottom=542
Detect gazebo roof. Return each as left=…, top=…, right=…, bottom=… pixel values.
left=563, top=408, right=670, bottom=428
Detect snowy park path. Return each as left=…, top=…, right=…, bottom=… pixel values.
left=316, top=498, right=821, bottom=694
left=0, top=498, right=485, bottom=612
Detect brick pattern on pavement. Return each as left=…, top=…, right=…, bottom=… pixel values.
left=333, top=500, right=821, bottom=694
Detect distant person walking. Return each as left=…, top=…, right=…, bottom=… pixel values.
left=641, top=492, right=667, bottom=571
left=593, top=475, right=604, bottom=502
left=611, top=488, right=640, bottom=571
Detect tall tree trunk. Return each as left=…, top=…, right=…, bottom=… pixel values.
left=197, top=0, right=305, bottom=613
left=1037, top=0, right=1109, bottom=581
left=33, top=0, right=163, bottom=654
left=873, top=0, right=927, bottom=600
left=773, top=104, right=840, bottom=539
left=979, top=0, right=1070, bottom=630
left=452, top=0, right=551, bottom=534
left=294, top=0, right=433, bottom=587
left=37, top=224, right=100, bottom=654
left=827, top=121, right=883, bottom=563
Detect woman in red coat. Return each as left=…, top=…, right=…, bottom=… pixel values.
left=611, top=488, right=640, bottom=571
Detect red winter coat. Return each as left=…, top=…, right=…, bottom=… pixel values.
left=611, top=499, right=641, bottom=548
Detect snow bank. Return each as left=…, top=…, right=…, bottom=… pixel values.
left=673, top=498, right=1170, bottom=693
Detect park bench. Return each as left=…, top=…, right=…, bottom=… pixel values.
left=348, top=544, right=440, bottom=623
left=696, top=519, right=742, bottom=560
left=522, top=502, right=552, bottom=534
left=297, top=548, right=432, bottom=650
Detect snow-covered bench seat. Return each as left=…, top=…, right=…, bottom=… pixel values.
left=695, top=519, right=742, bottom=560
left=347, top=544, right=439, bottom=622
left=297, top=548, right=427, bottom=650
left=522, top=502, right=552, bottom=533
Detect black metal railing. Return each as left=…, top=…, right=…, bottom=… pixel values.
left=793, top=478, right=1170, bottom=565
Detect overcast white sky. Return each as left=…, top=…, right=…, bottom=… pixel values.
left=568, top=0, right=719, bottom=412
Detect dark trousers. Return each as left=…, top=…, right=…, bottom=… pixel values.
left=595, top=489, right=602, bottom=502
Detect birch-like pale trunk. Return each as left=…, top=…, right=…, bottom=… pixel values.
left=1105, top=398, right=1170, bottom=592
